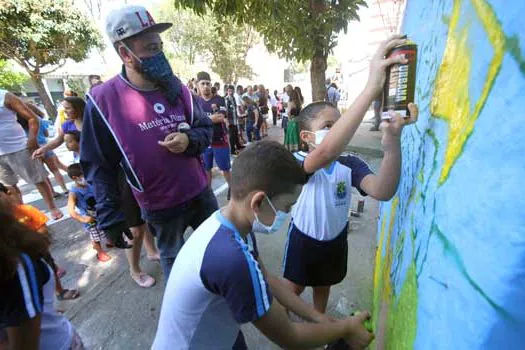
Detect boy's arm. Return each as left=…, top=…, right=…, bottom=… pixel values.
left=253, top=301, right=373, bottom=349
left=4, top=93, right=39, bottom=153
left=303, top=35, right=408, bottom=174
left=67, top=192, right=92, bottom=224
left=360, top=105, right=418, bottom=200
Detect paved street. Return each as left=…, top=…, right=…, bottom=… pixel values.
left=22, top=120, right=381, bottom=349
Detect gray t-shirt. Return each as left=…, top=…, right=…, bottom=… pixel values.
left=0, top=89, right=27, bottom=155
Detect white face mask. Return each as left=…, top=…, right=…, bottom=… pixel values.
left=307, top=128, right=330, bottom=146
left=252, top=195, right=289, bottom=235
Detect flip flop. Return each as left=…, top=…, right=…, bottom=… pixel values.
left=131, top=272, right=156, bottom=288
left=51, top=209, right=64, bottom=220
left=57, top=289, right=80, bottom=301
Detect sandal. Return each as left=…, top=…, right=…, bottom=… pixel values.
left=131, top=272, right=156, bottom=288
left=51, top=209, right=64, bottom=220
left=57, top=289, right=80, bottom=301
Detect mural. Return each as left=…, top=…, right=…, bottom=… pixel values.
left=372, top=0, right=525, bottom=349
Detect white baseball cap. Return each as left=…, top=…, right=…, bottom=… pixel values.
left=105, top=5, right=172, bottom=44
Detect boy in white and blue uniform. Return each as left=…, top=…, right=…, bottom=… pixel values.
left=282, top=100, right=419, bottom=314
left=153, top=35, right=417, bottom=350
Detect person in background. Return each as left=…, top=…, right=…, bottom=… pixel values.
left=17, top=102, right=69, bottom=197
left=197, top=72, right=232, bottom=197
left=213, top=82, right=221, bottom=97
left=326, top=80, right=341, bottom=108
left=0, top=89, right=63, bottom=220
left=257, top=84, right=270, bottom=138
left=281, top=85, right=293, bottom=132
left=0, top=182, right=80, bottom=301
left=54, top=90, right=78, bottom=147
left=294, top=86, right=304, bottom=105
left=283, top=89, right=303, bottom=152
left=235, top=85, right=248, bottom=145
left=270, top=90, right=280, bottom=126
left=242, top=96, right=260, bottom=143
left=88, top=75, right=103, bottom=89
left=225, top=85, right=244, bottom=155
left=244, top=85, right=258, bottom=104
left=0, top=201, right=85, bottom=350
left=33, top=96, right=85, bottom=162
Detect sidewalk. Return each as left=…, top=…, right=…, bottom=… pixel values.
left=345, top=112, right=383, bottom=158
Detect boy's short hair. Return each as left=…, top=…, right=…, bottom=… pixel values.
left=65, top=130, right=81, bottom=142
left=231, top=141, right=307, bottom=200
left=0, top=182, right=7, bottom=194
left=295, top=101, right=340, bottom=131
left=67, top=163, right=83, bottom=179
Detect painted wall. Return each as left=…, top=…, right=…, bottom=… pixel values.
left=372, top=0, right=525, bottom=349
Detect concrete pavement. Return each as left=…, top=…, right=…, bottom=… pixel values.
left=22, top=119, right=384, bottom=349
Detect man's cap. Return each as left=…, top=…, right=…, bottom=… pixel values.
left=106, top=5, right=172, bottom=44
left=197, top=71, right=211, bottom=82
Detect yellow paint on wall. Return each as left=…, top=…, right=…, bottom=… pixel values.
left=431, top=0, right=505, bottom=184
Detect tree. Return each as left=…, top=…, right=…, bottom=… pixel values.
left=155, top=4, right=257, bottom=83
left=175, top=0, right=366, bottom=101
left=0, top=60, right=28, bottom=93
left=0, top=0, right=103, bottom=118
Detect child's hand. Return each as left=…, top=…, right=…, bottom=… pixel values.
left=82, top=216, right=95, bottom=224
left=344, top=311, right=375, bottom=349
left=365, top=35, right=409, bottom=98
left=381, top=103, right=419, bottom=148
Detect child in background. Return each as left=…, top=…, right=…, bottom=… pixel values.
left=67, top=164, right=111, bottom=262
left=282, top=102, right=418, bottom=312
left=242, top=96, right=261, bottom=143
left=0, top=182, right=80, bottom=301
left=64, top=130, right=81, bottom=162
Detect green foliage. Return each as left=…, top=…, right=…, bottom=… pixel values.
left=0, top=60, right=28, bottom=92
left=66, top=78, right=88, bottom=98
left=174, top=0, right=367, bottom=63
left=0, top=0, right=103, bottom=69
left=156, top=4, right=257, bottom=83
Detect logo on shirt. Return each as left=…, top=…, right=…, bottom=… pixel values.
left=178, top=122, right=190, bottom=131
left=154, top=103, right=166, bottom=114
left=336, top=182, right=347, bottom=199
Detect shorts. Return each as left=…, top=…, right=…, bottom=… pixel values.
left=203, top=147, right=231, bottom=171
left=118, top=169, right=145, bottom=228
left=85, top=224, right=106, bottom=243
left=283, top=222, right=348, bottom=286
left=0, top=149, right=47, bottom=185
left=238, top=117, right=246, bottom=131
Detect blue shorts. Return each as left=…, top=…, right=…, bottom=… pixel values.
left=283, top=222, right=348, bottom=286
left=203, top=147, right=231, bottom=171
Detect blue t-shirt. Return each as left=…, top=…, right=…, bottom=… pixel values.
left=153, top=211, right=272, bottom=349
left=70, top=184, right=97, bottom=228
left=37, top=118, right=50, bottom=145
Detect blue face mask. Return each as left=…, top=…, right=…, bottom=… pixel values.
left=124, top=44, right=181, bottom=103
left=252, top=195, right=289, bottom=235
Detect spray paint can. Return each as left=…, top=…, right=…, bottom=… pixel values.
left=382, top=40, right=417, bottom=119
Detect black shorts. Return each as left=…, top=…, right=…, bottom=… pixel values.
left=118, top=170, right=145, bottom=228
left=283, top=222, right=348, bottom=287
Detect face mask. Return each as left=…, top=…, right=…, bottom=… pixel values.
left=252, top=195, right=289, bottom=235
left=306, top=128, right=330, bottom=146
left=123, top=44, right=182, bottom=104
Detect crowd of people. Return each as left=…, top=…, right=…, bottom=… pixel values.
left=0, top=4, right=418, bottom=350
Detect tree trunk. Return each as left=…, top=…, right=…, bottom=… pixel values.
left=310, top=53, right=328, bottom=102
left=31, top=74, right=57, bottom=119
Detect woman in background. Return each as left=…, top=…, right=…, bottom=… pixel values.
left=283, top=89, right=303, bottom=152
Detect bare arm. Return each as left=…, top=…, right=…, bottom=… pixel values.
left=303, top=35, right=408, bottom=174
left=4, top=93, right=39, bottom=153
left=360, top=104, right=419, bottom=200
left=33, top=128, right=64, bottom=158
left=5, top=314, right=41, bottom=350
left=210, top=113, right=225, bottom=123
left=67, top=192, right=93, bottom=224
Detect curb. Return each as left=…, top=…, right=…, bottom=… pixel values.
left=345, top=145, right=384, bottom=158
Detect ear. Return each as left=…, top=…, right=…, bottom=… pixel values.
left=250, top=191, right=266, bottom=215
left=117, top=43, right=133, bottom=64
left=299, top=130, right=312, bottom=145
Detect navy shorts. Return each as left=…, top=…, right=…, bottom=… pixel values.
left=203, top=147, right=231, bottom=171
left=283, top=222, right=348, bottom=286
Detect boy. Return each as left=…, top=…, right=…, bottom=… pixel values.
left=0, top=182, right=80, bottom=300
left=152, top=141, right=373, bottom=349
left=67, top=164, right=111, bottom=262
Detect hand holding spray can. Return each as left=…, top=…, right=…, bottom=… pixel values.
left=382, top=40, right=417, bottom=120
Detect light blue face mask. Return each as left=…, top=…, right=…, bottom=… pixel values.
left=252, top=195, right=289, bottom=235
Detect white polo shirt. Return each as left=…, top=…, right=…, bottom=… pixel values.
left=153, top=211, right=272, bottom=350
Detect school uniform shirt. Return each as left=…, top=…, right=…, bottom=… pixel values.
left=80, top=70, right=212, bottom=230
left=197, top=95, right=229, bottom=148
left=0, top=254, right=74, bottom=350
left=153, top=211, right=272, bottom=350
left=292, top=151, right=373, bottom=241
